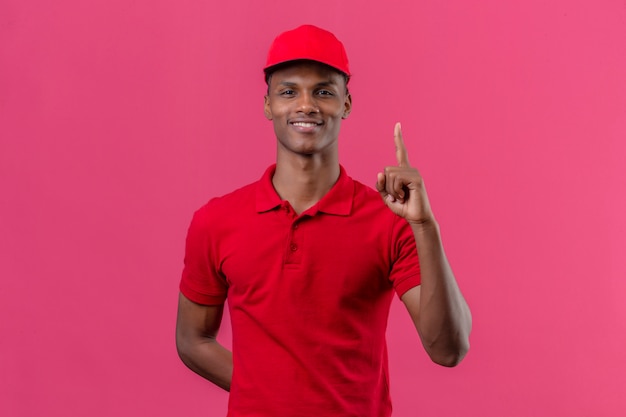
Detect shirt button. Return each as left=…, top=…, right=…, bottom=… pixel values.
left=293, top=223, right=299, bottom=229
left=290, top=243, right=298, bottom=252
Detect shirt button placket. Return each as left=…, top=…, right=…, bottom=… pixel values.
left=286, top=219, right=302, bottom=265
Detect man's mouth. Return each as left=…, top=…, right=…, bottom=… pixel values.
left=291, top=122, right=321, bottom=128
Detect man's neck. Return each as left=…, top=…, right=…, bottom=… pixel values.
left=272, top=155, right=340, bottom=215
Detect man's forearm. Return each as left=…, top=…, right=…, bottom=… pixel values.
left=410, top=220, right=472, bottom=366
left=177, top=338, right=233, bottom=391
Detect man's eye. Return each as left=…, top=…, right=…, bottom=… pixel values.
left=280, top=89, right=295, bottom=96
left=317, top=90, right=333, bottom=96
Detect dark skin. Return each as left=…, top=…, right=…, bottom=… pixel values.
left=377, top=123, right=472, bottom=366
left=264, top=62, right=352, bottom=213
left=176, top=61, right=471, bottom=391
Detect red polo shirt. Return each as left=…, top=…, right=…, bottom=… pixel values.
left=180, top=165, right=421, bottom=417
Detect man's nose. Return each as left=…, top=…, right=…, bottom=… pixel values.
left=296, top=93, right=319, bottom=114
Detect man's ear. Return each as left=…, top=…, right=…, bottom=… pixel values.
left=342, top=93, right=352, bottom=119
left=264, top=95, right=272, bottom=120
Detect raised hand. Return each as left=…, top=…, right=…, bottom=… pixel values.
left=376, top=123, right=435, bottom=225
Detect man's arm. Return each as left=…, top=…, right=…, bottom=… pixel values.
left=376, top=123, right=472, bottom=367
left=175, top=292, right=233, bottom=390
left=400, top=223, right=472, bottom=367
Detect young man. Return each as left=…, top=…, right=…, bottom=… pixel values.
left=176, top=25, right=471, bottom=417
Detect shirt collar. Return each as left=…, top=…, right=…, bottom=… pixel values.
left=255, top=165, right=283, bottom=213
left=255, top=164, right=354, bottom=216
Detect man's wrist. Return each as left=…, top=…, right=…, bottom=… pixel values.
left=408, top=218, right=441, bottom=242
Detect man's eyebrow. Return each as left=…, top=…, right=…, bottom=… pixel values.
left=315, top=80, right=338, bottom=87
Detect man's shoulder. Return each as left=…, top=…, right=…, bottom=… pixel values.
left=346, top=174, right=408, bottom=228
left=215, top=180, right=259, bottom=204
left=350, top=177, right=379, bottom=198
left=195, top=178, right=260, bottom=217
left=348, top=175, right=387, bottom=207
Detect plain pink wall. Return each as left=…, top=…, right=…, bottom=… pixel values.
left=1, top=1, right=625, bottom=416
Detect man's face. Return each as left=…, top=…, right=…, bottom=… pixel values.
left=264, top=61, right=352, bottom=158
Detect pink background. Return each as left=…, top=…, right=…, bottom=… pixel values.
left=2, top=0, right=625, bottom=416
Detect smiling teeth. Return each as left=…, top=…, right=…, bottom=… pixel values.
left=293, top=122, right=318, bottom=127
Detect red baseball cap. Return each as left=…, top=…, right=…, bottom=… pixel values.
left=264, top=25, right=350, bottom=77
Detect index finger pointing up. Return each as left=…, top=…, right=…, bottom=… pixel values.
left=394, top=122, right=410, bottom=167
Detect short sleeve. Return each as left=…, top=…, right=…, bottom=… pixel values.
left=388, top=216, right=421, bottom=297
left=179, top=203, right=228, bottom=305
